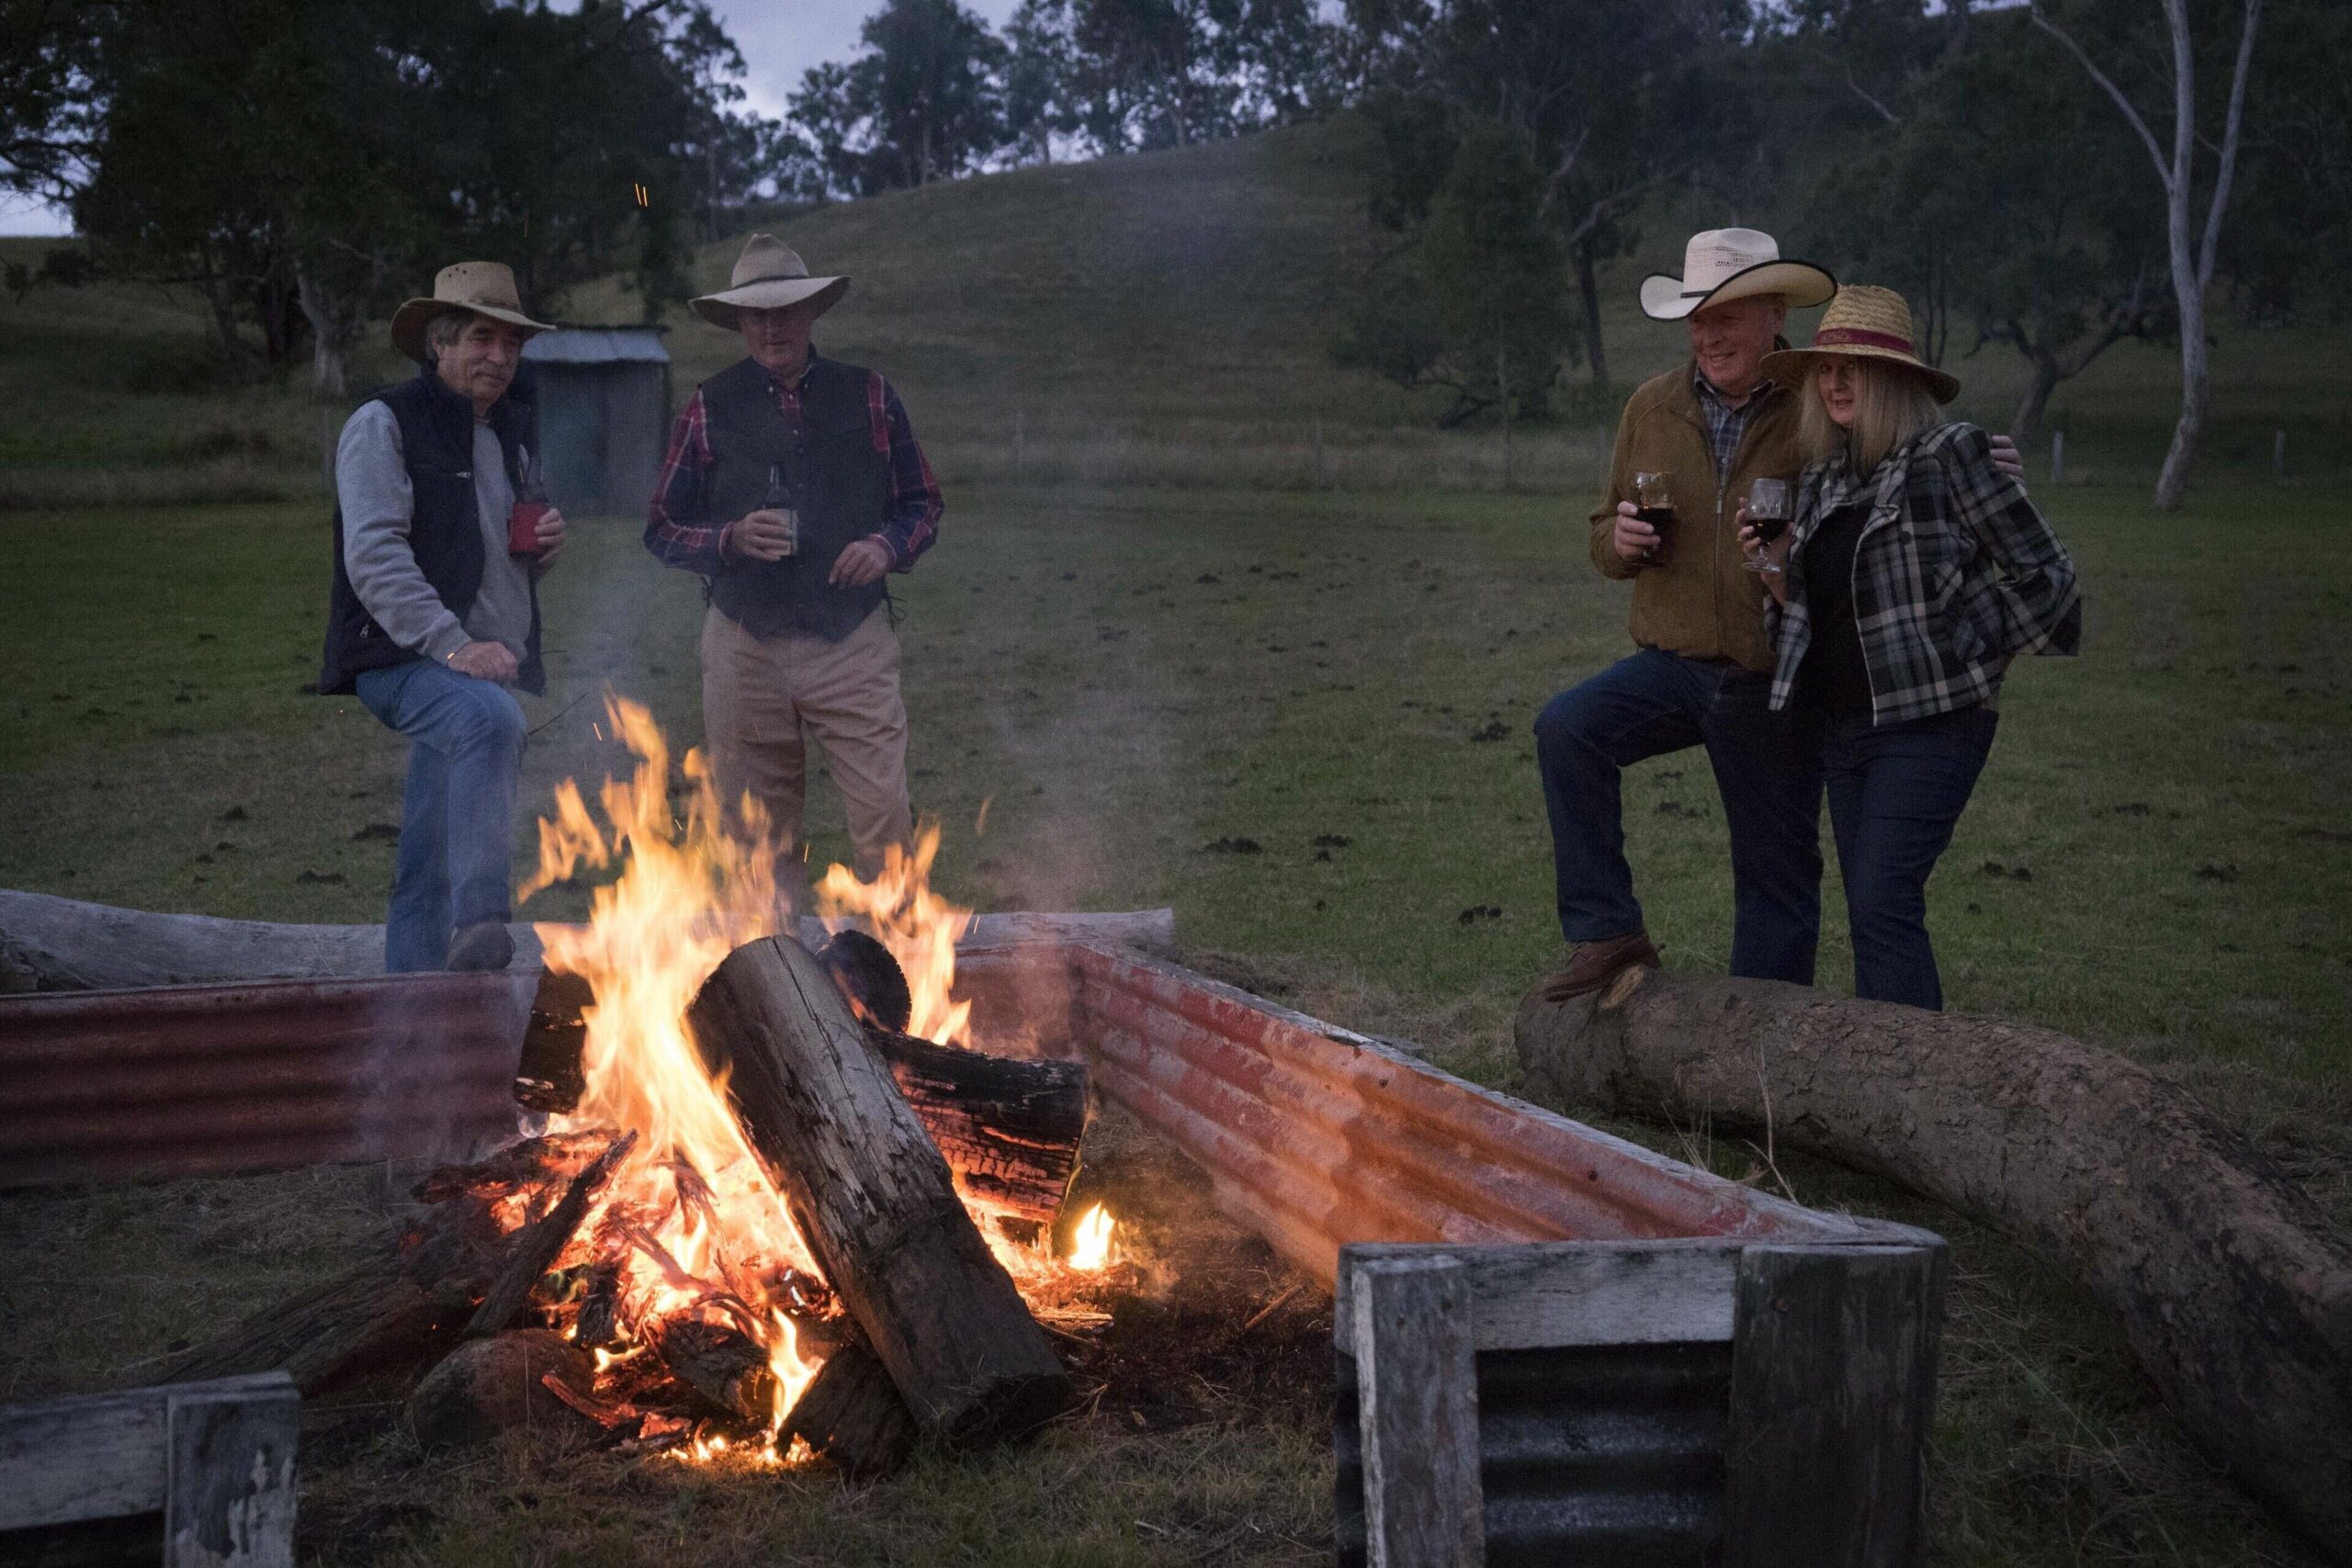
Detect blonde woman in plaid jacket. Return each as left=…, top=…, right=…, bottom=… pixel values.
left=1739, top=287, right=2080, bottom=1010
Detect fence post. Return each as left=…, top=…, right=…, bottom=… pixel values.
left=2050, top=429, right=2065, bottom=486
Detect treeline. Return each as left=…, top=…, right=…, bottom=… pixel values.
left=4, top=0, right=2343, bottom=502
left=1324, top=0, right=2345, bottom=505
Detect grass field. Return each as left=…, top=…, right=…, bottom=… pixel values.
left=3, top=474, right=2347, bottom=1564
left=4, top=107, right=2350, bottom=1567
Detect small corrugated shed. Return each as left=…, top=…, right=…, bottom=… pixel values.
left=519, top=325, right=672, bottom=519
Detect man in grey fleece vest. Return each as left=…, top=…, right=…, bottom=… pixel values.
left=323, top=262, right=568, bottom=973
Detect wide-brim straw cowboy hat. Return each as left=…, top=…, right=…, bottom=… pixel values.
left=1639, top=227, right=1837, bottom=321
left=1760, top=284, right=1961, bottom=403
left=690, top=234, right=850, bottom=329
left=389, top=262, right=553, bottom=363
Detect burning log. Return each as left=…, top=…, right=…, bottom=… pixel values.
left=685, top=935, right=1070, bottom=1443
left=648, top=1318, right=778, bottom=1427
left=466, top=1130, right=635, bottom=1338
left=869, top=1028, right=1086, bottom=1223
left=574, top=1263, right=623, bottom=1350
left=1515, top=965, right=2352, bottom=1554
left=781, top=1339, right=919, bottom=1477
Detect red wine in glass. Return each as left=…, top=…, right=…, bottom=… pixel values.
left=1633, top=471, right=1674, bottom=566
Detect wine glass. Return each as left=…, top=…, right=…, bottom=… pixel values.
left=1632, top=470, right=1674, bottom=567
left=1743, top=477, right=1790, bottom=576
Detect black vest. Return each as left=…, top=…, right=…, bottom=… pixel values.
left=318, top=368, right=544, bottom=695
left=703, top=354, right=891, bottom=642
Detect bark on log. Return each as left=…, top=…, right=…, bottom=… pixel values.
left=158, top=1201, right=505, bottom=1393
left=685, top=935, right=1069, bottom=1443
left=782, top=1340, right=919, bottom=1477
left=465, top=1130, right=634, bottom=1338
left=1514, top=965, right=2352, bottom=1557
left=0, top=888, right=1173, bottom=991
left=408, top=1330, right=599, bottom=1449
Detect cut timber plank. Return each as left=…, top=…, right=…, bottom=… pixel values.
left=1334, top=1240, right=1743, bottom=1354
left=685, top=935, right=1068, bottom=1443
left=1349, top=1256, right=1483, bottom=1568
left=1724, top=1245, right=1944, bottom=1568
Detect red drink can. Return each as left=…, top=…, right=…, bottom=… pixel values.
left=508, top=499, right=550, bottom=557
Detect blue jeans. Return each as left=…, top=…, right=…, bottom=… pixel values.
left=1819, top=704, right=1997, bottom=1010
left=1533, top=649, right=1824, bottom=983
left=354, top=660, right=526, bottom=973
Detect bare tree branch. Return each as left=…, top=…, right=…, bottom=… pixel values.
left=2195, top=0, right=2263, bottom=291
left=1843, top=65, right=1901, bottom=127
left=2030, top=4, right=2172, bottom=192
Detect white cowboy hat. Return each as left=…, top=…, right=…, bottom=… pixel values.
left=390, top=261, right=552, bottom=363
left=1759, top=284, right=1961, bottom=403
left=690, top=234, right=850, bottom=329
left=1639, top=228, right=1837, bottom=321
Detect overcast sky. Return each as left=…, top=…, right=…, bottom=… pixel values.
left=0, top=0, right=1017, bottom=236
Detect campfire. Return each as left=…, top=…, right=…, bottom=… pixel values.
left=218, top=697, right=1125, bottom=1471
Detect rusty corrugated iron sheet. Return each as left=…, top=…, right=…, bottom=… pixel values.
left=949, top=945, right=1871, bottom=1289
left=0, top=972, right=534, bottom=1185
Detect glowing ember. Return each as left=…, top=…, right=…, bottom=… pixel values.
left=1068, top=1203, right=1119, bottom=1271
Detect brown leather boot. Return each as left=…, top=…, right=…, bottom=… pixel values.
left=1536, top=929, right=1661, bottom=1003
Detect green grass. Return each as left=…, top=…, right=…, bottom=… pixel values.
left=2, top=478, right=2346, bottom=1563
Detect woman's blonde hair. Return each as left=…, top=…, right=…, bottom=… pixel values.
left=1797, top=355, right=1942, bottom=473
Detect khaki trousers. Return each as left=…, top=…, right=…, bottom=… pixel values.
left=700, top=604, right=913, bottom=913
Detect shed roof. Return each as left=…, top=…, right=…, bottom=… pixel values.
left=522, top=325, right=671, bottom=366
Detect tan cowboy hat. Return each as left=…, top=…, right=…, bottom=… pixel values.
left=389, top=261, right=552, bottom=363
left=690, top=234, right=850, bottom=329
left=1639, top=227, right=1837, bottom=321
left=1760, top=284, right=1960, bottom=403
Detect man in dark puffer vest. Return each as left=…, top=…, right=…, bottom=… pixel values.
left=645, top=236, right=943, bottom=914
left=320, top=262, right=568, bottom=973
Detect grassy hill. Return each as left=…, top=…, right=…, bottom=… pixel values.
left=5, top=113, right=2341, bottom=510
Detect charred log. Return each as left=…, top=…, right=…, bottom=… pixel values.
left=649, top=1318, right=778, bottom=1427
left=1515, top=964, right=2352, bottom=1556
left=820, top=930, right=912, bottom=1033
left=782, top=1339, right=919, bottom=1477
left=685, top=935, right=1069, bottom=1443
left=868, top=1029, right=1086, bottom=1223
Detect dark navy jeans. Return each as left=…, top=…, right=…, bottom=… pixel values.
left=1818, top=703, right=1998, bottom=1010
left=1533, top=649, right=1824, bottom=983
left=354, top=660, right=527, bottom=973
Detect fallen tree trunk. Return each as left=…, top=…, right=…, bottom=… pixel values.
left=1515, top=965, right=2352, bottom=1557
left=0, top=888, right=1174, bottom=991
left=686, top=935, right=1069, bottom=1444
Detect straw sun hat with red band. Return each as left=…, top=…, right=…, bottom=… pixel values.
left=1760, top=284, right=1960, bottom=403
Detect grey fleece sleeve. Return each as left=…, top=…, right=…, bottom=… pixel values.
left=336, top=402, right=472, bottom=665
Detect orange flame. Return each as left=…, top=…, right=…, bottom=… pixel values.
left=816, top=824, right=975, bottom=1045
left=1067, top=1202, right=1118, bottom=1271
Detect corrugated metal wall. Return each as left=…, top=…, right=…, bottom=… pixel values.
left=0, top=973, right=533, bottom=1184
left=1336, top=1340, right=1734, bottom=1567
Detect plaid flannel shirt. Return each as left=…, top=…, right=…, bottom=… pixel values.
left=643, top=354, right=941, bottom=574
left=1693, top=367, right=1779, bottom=490
left=1768, top=423, right=2081, bottom=721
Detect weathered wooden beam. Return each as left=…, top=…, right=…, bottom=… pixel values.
left=1724, top=1245, right=1943, bottom=1568
left=0, top=888, right=1173, bottom=991
left=1347, top=1255, right=1484, bottom=1568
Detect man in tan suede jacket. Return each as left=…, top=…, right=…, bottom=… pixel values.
left=1532, top=229, right=2021, bottom=998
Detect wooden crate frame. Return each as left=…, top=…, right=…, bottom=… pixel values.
left=0, top=1371, right=299, bottom=1566
left=1336, top=1235, right=1947, bottom=1568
